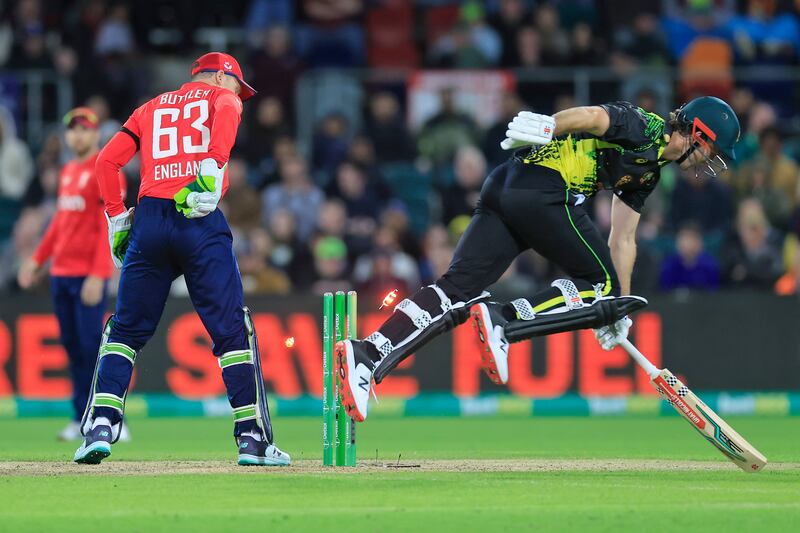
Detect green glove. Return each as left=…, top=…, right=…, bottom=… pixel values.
left=174, top=174, right=216, bottom=216
left=105, top=207, right=135, bottom=268
left=174, top=159, right=225, bottom=218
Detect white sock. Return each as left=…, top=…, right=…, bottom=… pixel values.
left=92, top=417, right=111, bottom=429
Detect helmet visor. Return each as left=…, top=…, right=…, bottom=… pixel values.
left=690, top=117, right=729, bottom=177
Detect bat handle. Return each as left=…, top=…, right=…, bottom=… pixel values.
left=617, top=338, right=661, bottom=379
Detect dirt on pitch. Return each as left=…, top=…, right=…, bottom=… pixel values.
left=3, top=459, right=798, bottom=477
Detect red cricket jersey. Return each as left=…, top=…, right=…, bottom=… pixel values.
left=32, top=152, right=121, bottom=279
left=96, top=81, right=243, bottom=216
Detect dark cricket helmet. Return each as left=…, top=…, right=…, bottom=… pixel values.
left=673, top=96, right=741, bottom=163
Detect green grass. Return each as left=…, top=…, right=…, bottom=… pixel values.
left=1, top=416, right=799, bottom=532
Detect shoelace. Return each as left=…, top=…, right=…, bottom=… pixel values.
left=370, top=377, right=380, bottom=405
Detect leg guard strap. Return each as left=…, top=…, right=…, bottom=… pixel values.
left=365, top=331, right=394, bottom=358
left=504, top=295, right=648, bottom=343
left=373, top=289, right=490, bottom=383
left=551, top=279, right=584, bottom=310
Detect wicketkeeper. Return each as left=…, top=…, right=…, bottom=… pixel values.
left=74, top=53, right=290, bottom=466
left=337, top=96, right=741, bottom=422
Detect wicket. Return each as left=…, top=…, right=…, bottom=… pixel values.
left=322, top=291, right=357, bottom=467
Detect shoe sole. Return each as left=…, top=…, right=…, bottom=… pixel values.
left=334, top=341, right=366, bottom=422
left=238, top=454, right=291, bottom=466
left=470, top=303, right=505, bottom=385
left=73, top=442, right=111, bottom=464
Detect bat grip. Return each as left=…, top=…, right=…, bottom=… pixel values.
left=617, top=338, right=661, bottom=379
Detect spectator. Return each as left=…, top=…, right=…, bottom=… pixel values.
left=317, top=198, right=347, bottom=240
left=616, top=13, right=670, bottom=66
left=429, top=1, right=501, bottom=68
left=262, top=156, right=324, bottom=243
left=417, top=88, right=481, bottom=168
left=6, top=28, right=52, bottom=70
left=94, top=4, right=136, bottom=57
left=418, top=224, right=451, bottom=284
left=312, top=113, right=351, bottom=185
left=733, top=100, right=777, bottom=165
left=534, top=3, right=570, bottom=66
left=441, top=145, right=485, bottom=224
left=353, top=225, right=419, bottom=291
left=248, top=25, right=304, bottom=108
left=297, top=0, right=365, bottom=67
left=517, top=25, right=541, bottom=68
left=732, top=127, right=798, bottom=229
left=0, top=108, right=34, bottom=201
left=242, top=96, right=293, bottom=171
left=364, top=92, right=415, bottom=163
left=355, top=248, right=412, bottom=305
left=238, top=228, right=291, bottom=295
left=220, top=159, right=261, bottom=232
left=85, top=95, right=122, bottom=147
left=569, top=22, right=605, bottom=66
left=311, top=236, right=352, bottom=295
left=329, top=162, right=383, bottom=251
left=0, top=207, right=47, bottom=289
left=659, top=222, right=720, bottom=291
left=490, top=0, right=530, bottom=67
left=721, top=198, right=783, bottom=289
left=727, top=1, right=800, bottom=65
left=252, top=134, right=299, bottom=191
left=267, top=208, right=315, bottom=289
left=483, top=91, right=525, bottom=167
left=346, top=135, right=390, bottom=201
left=669, top=168, right=734, bottom=236
left=380, top=200, right=417, bottom=259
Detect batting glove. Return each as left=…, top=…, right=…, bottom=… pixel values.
left=500, top=111, right=556, bottom=150
left=174, top=158, right=225, bottom=219
left=106, top=207, right=134, bottom=268
left=593, top=315, right=632, bottom=351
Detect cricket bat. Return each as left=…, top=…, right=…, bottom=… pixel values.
left=618, top=339, right=767, bottom=473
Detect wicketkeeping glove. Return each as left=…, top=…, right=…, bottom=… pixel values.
left=106, top=207, right=134, bottom=268
left=500, top=111, right=556, bottom=150
left=593, top=315, right=632, bottom=351
left=174, top=158, right=225, bottom=219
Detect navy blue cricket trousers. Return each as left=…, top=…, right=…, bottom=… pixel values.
left=50, top=276, right=108, bottom=421
left=108, top=197, right=247, bottom=354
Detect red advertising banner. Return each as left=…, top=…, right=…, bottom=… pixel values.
left=0, top=293, right=798, bottom=398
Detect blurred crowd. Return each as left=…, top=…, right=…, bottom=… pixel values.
left=1, top=0, right=800, bottom=299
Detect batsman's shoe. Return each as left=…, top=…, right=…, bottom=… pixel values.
left=237, top=436, right=291, bottom=466
left=335, top=339, right=377, bottom=422
left=470, top=302, right=510, bottom=385
left=73, top=425, right=113, bottom=464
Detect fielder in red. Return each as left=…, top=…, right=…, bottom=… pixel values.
left=73, top=53, right=290, bottom=466
left=18, top=107, right=128, bottom=441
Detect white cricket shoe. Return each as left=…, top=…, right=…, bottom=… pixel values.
left=335, top=339, right=378, bottom=422
left=237, top=435, right=291, bottom=466
left=470, top=302, right=510, bottom=385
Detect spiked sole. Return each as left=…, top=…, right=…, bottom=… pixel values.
left=73, top=442, right=111, bottom=464
left=470, top=304, right=505, bottom=385
left=334, top=341, right=366, bottom=422
left=238, top=454, right=291, bottom=466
